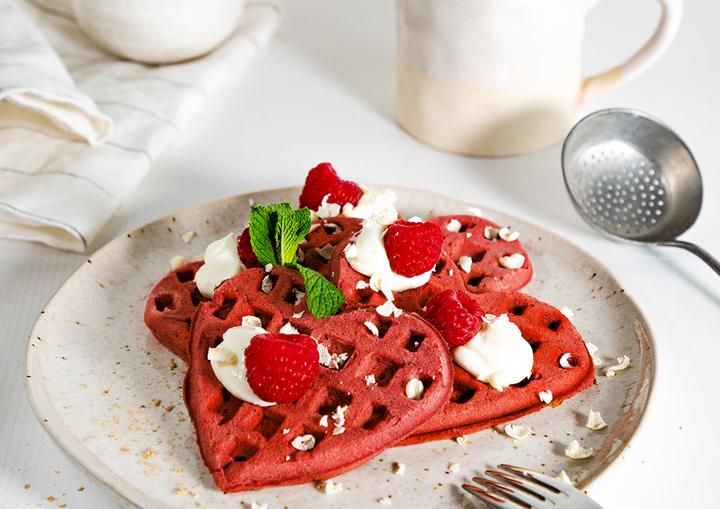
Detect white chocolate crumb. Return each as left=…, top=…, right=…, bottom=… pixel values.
left=365, top=374, right=376, bottom=386
left=498, top=226, right=520, bottom=242
left=454, top=435, right=468, bottom=446
left=447, top=463, right=460, bottom=473
left=586, top=410, right=608, bottom=430
left=264, top=263, right=273, bottom=273
left=261, top=275, right=273, bottom=294
left=282, top=428, right=290, bottom=435
left=499, top=253, right=526, bottom=269
left=468, top=207, right=483, bottom=217
left=405, top=378, right=425, bottom=400
left=291, top=434, right=316, bottom=451
left=292, top=311, right=304, bottom=319
left=364, top=321, right=380, bottom=336
left=407, top=216, right=424, bottom=223
left=559, top=352, right=573, bottom=369
left=241, top=315, right=262, bottom=328
left=564, top=439, right=593, bottom=459
left=181, top=230, right=196, bottom=243
left=378, top=496, right=393, bottom=505
left=392, top=462, right=406, bottom=475
left=458, top=256, right=472, bottom=273
left=603, top=355, right=630, bottom=377
left=585, top=342, right=602, bottom=366
left=319, top=415, right=329, bottom=427
left=250, top=502, right=267, bottom=509
left=504, top=423, right=532, bottom=441
left=446, top=218, right=462, bottom=232
left=556, top=470, right=574, bottom=485
left=538, top=390, right=553, bottom=404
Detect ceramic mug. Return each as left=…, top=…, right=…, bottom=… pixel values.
left=396, top=0, right=683, bottom=157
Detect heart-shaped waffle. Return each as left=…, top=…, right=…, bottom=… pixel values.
left=400, top=291, right=595, bottom=445
left=329, top=236, right=466, bottom=313
left=429, top=215, right=533, bottom=293
left=299, top=216, right=362, bottom=277
left=184, top=267, right=453, bottom=491
left=144, top=261, right=205, bottom=360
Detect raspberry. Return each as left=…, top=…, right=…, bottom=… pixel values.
left=298, top=162, right=363, bottom=210
left=237, top=227, right=261, bottom=268
left=424, top=289, right=485, bottom=347
left=245, top=333, right=319, bottom=403
left=384, top=220, right=443, bottom=277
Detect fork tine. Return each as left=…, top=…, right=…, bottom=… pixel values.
left=486, top=469, right=563, bottom=503
left=473, top=475, right=551, bottom=508
left=498, top=464, right=574, bottom=495
left=462, top=483, right=523, bottom=509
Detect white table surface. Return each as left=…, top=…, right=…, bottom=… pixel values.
left=2, top=1, right=719, bottom=508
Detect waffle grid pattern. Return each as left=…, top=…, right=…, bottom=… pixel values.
left=184, top=268, right=453, bottom=491
left=429, top=215, right=533, bottom=293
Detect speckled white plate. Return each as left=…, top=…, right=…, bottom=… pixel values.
left=25, top=187, right=654, bottom=509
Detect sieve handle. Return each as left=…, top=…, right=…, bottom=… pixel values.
left=659, top=240, right=720, bottom=276
left=580, top=0, right=683, bottom=103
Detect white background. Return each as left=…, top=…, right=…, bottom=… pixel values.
left=2, top=0, right=718, bottom=507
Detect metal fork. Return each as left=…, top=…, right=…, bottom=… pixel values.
left=462, top=464, right=604, bottom=509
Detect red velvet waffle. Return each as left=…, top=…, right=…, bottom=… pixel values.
left=184, top=267, right=453, bottom=491
left=329, top=236, right=466, bottom=314
left=400, top=291, right=595, bottom=445
left=144, top=261, right=205, bottom=361
left=299, top=216, right=362, bottom=277
left=429, top=215, right=533, bottom=293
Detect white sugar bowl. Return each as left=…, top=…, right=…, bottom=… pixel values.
left=71, top=0, right=245, bottom=64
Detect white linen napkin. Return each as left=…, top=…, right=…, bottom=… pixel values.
left=0, top=0, right=282, bottom=252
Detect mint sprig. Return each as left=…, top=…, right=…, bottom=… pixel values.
left=248, top=202, right=345, bottom=318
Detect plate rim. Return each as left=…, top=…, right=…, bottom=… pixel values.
left=24, top=185, right=657, bottom=508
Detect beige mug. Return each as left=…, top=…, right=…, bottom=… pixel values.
left=396, top=0, right=683, bottom=157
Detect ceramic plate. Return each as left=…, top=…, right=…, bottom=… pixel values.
left=25, top=187, right=654, bottom=509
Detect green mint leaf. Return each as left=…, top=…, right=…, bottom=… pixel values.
left=275, top=206, right=312, bottom=266
left=248, top=203, right=283, bottom=266
left=292, top=264, right=345, bottom=318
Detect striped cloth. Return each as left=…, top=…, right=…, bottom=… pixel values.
left=0, top=0, right=281, bottom=252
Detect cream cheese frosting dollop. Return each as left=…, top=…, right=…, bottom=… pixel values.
left=453, top=314, right=533, bottom=391
left=342, top=187, right=399, bottom=224
left=343, top=217, right=432, bottom=301
left=207, top=322, right=275, bottom=407
left=194, top=232, right=244, bottom=298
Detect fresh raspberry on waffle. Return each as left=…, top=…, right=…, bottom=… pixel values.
left=237, top=227, right=261, bottom=268
left=184, top=267, right=453, bottom=492
left=299, top=162, right=363, bottom=211
left=429, top=215, right=533, bottom=293
left=384, top=220, right=444, bottom=277
left=400, top=291, right=595, bottom=445
left=144, top=261, right=205, bottom=361
left=329, top=235, right=466, bottom=314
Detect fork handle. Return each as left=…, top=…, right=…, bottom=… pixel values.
left=658, top=240, right=720, bottom=276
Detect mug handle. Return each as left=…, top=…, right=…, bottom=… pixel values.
left=580, top=0, right=683, bottom=103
